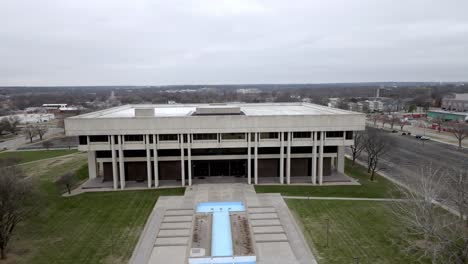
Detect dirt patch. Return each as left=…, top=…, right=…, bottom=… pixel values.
left=230, top=213, right=254, bottom=256
left=21, top=153, right=86, bottom=179
left=191, top=214, right=212, bottom=256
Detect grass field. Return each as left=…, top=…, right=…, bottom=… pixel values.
left=1, top=153, right=185, bottom=264
left=255, top=159, right=400, bottom=198
left=287, top=199, right=429, bottom=264
left=0, top=149, right=77, bottom=164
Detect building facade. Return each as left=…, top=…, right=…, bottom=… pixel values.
left=65, top=103, right=365, bottom=189
left=441, top=93, right=468, bottom=112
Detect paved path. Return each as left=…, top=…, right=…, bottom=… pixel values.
left=283, top=196, right=406, bottom=201
left=130, top=184, right=317, bottom=264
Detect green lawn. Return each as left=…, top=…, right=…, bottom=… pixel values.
left=255, top=159, right=400, bottom=198
left=0, top=149, right=77, bottom=164
left=287, top=199, right=429, bottom=264
left=2, top=153, right=185, bottom=264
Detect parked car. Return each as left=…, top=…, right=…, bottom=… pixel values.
left=401, top=132, right=407, bottom=136
left=420, top=136, right=430, bottom=140
left=392, top=130, right=398, bottom=133
left=415, top=135, right=422, bottom=139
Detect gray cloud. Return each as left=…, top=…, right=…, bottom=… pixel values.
left=1, top=0, right=467, bottom=85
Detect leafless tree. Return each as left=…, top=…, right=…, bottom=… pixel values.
left=42, top=140, right=53, bottom=150
left=22, top=125, right=38, bottom=143
left=35, top=124, right=48, bottom=140
left=446, top=121, right=468, bottom=149
left=444, top=169, right=468, bottom=227
left=6, top=116, right=20, bottom=134
left=432, top=117, right=445, bottom=133
left=381, top=115, right=389, bottom=129
left=389, top=114, right=399, bottom=129
left=389, top=166, right=468, bottom=264
left=57, top=171, right=75, bottom=194
left=368, top=114, right=380, bottom=127
left=398, top=119, right=410, bottom=131
left=350, top=130, right=366, bottom=165
left=364, top=128, right=393, bottom=180
left=0, top=159, right=35, bottom=259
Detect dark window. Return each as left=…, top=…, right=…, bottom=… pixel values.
left=89, top=135, right=108, bottom=142
left=159, top=134, right=178, bottom=141
left=324, top=146, right=338, bottom=153
left=191, top=148, right=247, bottom=156
left=124, top=135, right=144, bottom=142
left=346, top=131, right=353, bottom=140
left=79, top=136, right=87, bottom=145
left=96, top=150, right=112, bottom=158
left=293, top=132, right=311, bottom=138
left=123, top=150, right=146, bottom=157
left=317, top=132, right=321, bottom=140
left=291, top=147, right=312, bottom=154
left=158, top=149, right=181, bottom=156
left=326, top=131, right=344, bottom=138
left=258, top=147, right=280, bottom=154
left=260, top=132, right=278, bottom=139
left=149, top=135, right=154, bottom=143
left=222, top=133, right=245, bottom=140
left=193, top=133, right=217, bottom=140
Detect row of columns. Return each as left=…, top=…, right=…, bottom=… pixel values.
left=89, top=131, right=344, bottom=190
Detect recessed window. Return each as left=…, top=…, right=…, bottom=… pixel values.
left=124, top=135, right=143, bottom=142
left=79, top=136, right=88, bottom=145
left=89, top=135, right=108, bottom=142
left=159, top=134, right=178, bottom=141
left=293, top=132, right=311, bottom=138
left=222, top=133, right=245, bottom=140
left=326, top=131, right=344, bottom=138
left=260, top=132, right=278, bottom=139
left=193, top=133, right=217, bottom=140
left=345, top=131, right=353, bottom=140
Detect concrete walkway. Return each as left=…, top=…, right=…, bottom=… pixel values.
left=130, top=183, right=317, bottom=264
left=283, top=196, right=406, bottom=201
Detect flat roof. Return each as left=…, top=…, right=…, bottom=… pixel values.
left=73, top=103, right=359, bottom=119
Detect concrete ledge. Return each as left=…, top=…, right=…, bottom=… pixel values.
left=255, top=233, right=288, bottom=242
left=253, top=226, right=285, bottom=234
left=250, top=219, right=281, bottom=226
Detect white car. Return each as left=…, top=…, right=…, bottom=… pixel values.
left=420, top=136, right=430, bottom=140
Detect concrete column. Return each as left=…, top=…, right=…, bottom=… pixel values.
left=247, top=133, right=251, bottom=184
left=312, top=132, right=317, bottom=185
left=337, top=146, right=345, bottom=174
left=319, top=131, right=324, bottom=185
left=87, top=150, right=97, bottom=179
left=188, top=133, right=192, bottom=186
left=180, top=134, right=185, bottom=186
left=254, top=132, right=258, bottom=184
left=153, top=134, right=159, bottom=188
left=280, top=132, right=284, bottom=184
left=286, top=132, right=291, bottom=184
left=118, top=135, right=125, bottom=189
left=146, top=135, right=152, bottom=188
left=111, top=136, right=118, bottom=190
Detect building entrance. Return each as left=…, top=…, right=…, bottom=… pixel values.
left=193, top=160, right=246, bottom=177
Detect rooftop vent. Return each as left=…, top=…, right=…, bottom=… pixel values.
left=194, top=105, right=242, bottom=115
left=134, top=108, right=155, bottom=117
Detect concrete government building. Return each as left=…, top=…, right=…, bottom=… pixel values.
left=65, top=103, right=365, bottom=190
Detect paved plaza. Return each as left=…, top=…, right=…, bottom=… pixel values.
left=130, top=184, right=317, bottom=264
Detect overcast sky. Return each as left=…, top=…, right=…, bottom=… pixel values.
left=1, top=0, right=468, bottom=86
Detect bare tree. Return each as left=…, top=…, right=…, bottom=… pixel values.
left=433, top=117, right=445, bottom=133
left=398, top=119, right=409, bottom=131
left=444, top=169, right=468, bottom=227
left=446, top=121, right=468, bottom=149
left=350, top=130, right=366, bottom=165
left=381, top=115, right=389, bottom=129
left=22, top=125, right=38, bottom=143
left=368, top=114, right=379, bottom=127
left=35, top=124, right=48, bottom=140
left=0, top=159, right=35, bottom=260
left=42, top=140, right=53, bottom=150
left=389, top=114, right=399, bottom=129
left=0, top=118, right=9, bottom=135
left=57, top=171, right=75, bottom=194
left=6, top=116, right=20, bottom=134
left=389, top=166, right=468, bottom=264
left=364, top=128, right=393, bottom=180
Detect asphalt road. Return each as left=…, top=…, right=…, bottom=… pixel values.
left=347, top=131, right=468, bottom=191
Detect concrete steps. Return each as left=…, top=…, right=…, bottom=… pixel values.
left=154, top=209, right=194, bottom=248
left=247, top=206, right=288, bottom=244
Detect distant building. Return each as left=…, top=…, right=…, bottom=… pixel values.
left=236, top=88, right=261, bottom=94
left=2, top=113, right=54, bottom=124
left=365, top=100, right=384, bottom=112
left=427, top=109, right=468, bottom=122
left=441, top=93, right=468, bottom=112
left=327, top=98, right=340, bottom=108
